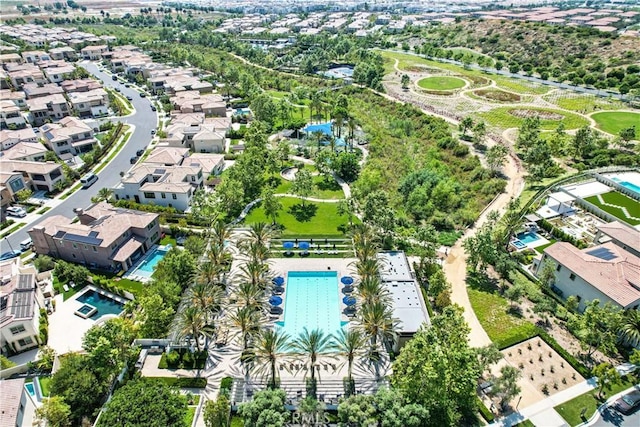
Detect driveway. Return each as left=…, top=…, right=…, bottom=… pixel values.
left=1, top=62, right=158, bottom=253
left=591, top=406, right=640, bottom=427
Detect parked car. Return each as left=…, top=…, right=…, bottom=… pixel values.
left=114, top=87, right=120, bottom=92
left=139, top=92, right=146, bottom=97
left=136, top=149, right=145, bottom=157
left=19, top=238, right=33, bottom=251
left=6, top=206, right=27, bottom=218
left=126, top=95, right=133, bottom=101
left=112, top=75, right=118, bottom=81
left=614, top=390, right=640, bottom=415
left=150, top=105, right=157, bottom=111
left=80, top=172, right=98, bottom=188
left=124, top=83, right=130, bottom=88
left=0, top=250, right=22, bottom=261
left=130, top=156, right=139, bottom=164
left=151, top=129, right=156, bottom=135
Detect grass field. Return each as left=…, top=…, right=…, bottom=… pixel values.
left=584, top=191, right=640, bottom=225
left=467, top=273, right=539, bottom=349
left=554, top=375, right=636, bottom=426
left=417, top=76, right=466, bottom=90
left=243, top=197, right=353, bottom=236
left=275, top=176, right=344, bottom=199
left=38, top=376, right=52, bottom=397
left=591, top=111, right=640, bottom=136
left=478, top=106, right=590, bottom=130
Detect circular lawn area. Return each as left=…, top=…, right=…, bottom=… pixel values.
left=591, top=111, right=640, bottom=136
left=417, top=76, right=466, bottom=91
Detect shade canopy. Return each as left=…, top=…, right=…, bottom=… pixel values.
left=269, top=296, right=283, bottom=306
left=298, top=241, right=310, bottom=250
left=340, top=276, right=354, bottom=285
left=283, top=241, right=295, bottom=249
left=343, top=296, right=357, bottom=306
left=272, top=276, right=285, bottom=285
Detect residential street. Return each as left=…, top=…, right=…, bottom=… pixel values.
left=1, top=62, right=158, bottom=253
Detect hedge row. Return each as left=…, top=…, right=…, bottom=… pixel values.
left=495, top=323, right=541, bottom=350
left=476, top=396, right=495, bottom=423
left=539, top=219, right=588, bottom=249
left=148, top=377, right=207, bottom=388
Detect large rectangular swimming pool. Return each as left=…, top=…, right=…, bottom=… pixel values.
left=137, top=248, right=168, bottom=276
left=612, top=177, right=640, bottom=196
left=278, top=271, right=343, bottom=340
left=76, top=290, right=124, bottom=319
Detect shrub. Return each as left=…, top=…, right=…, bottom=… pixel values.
left=220, top=377, right=233, bottom=397
left=166, top=350, right=180, bottom=368
left=34, top=256, right=56, bottom=272
left=182, top=351, right=194, bottom=368
left=476, top=396, right=494, bottom=422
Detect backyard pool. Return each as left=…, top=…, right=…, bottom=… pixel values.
left=277, top=271, right=345, bottom=342
left=611, top=177, right=640, bottom=195
left=516, top=231, right=543, bottom=245
left=75, top=290, right=124, bottom=319
left=25, top=382, right=35, bottom=397
left=135, top=247, right=168, bottom=278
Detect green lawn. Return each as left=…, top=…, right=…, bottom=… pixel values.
left=274, top=176, right=344, bottom=199
left=160, top=235, right=177, bottom=246
left=184, top=406, right=195, bottom=427
left=477, top=106, right=589, bottom=131
left=513, top=421, right=535, bottom=427
left=535, top=240, right=557, bottom=254
left=243, top=197, right=354, bottom=237
left=585, top=191, right=640, bottom=226
left=53, top=277, right=82, bottom=301
left=467, top=273, right=539, bottom=349
left=554, top=375, right=637, bottom=426
left=548, top=94, right=624, bottom=113
left=38, top=376, right=52, bottom=397
left=591, top=111, right=640, bottom=136
left=417, top=76, right=466, bottom=91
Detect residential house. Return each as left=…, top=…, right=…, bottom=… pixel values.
left=161, top=114, right=230, bottom=153
left=29, top=202, right=161, bottom=272
left=2, top=160, right=64, bottom=192
left=6, top=64, right=47, bottom=89
left=48, top=46, right=78, bottom=61
left=0, top=171, right=28, bottom=204
left=0, top=184, right=11, bottom=221
left=0, top=53, right=22, bottom=65
left=61, top=78, right=102, bottom=93
left=112, top=163, right=202, bottom=211
left=163, top=75, right=214, bottom=95
left=595, top=221, right=640, bottom=258
left=0, top=378, right=37, bottom=427
left=80, top=44, right=109, bottom=60
left=67, top=89, right=109, bottom=117
left=43, top=63, right=76, bottom=84
left=0, top=257, right=44, bottom=355
left=187, top=152, right=225, bottom=176
left=22, top=82, right=64, bottom=99
left=1, top=142, right=47, bottom=162
left=20, top=50, right=50, bottom=64
left=0, top=128, right=38, bottom=150
left=143, top=146, right=190, bottom=166
left=26, top=94, right=71, bottom=126
left=41, top=116, right=97, bottom=156
left=0, top=89, right=27, bottom=110
left=170, top=91, right=227, bottom=117
left=0, top=100, right=27, bottom=130
left=536, top=241, right=640, bottom=311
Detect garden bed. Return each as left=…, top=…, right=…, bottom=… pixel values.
left=473, top=89, right=521, bottom=103
left=158, top=349, right=207, bottom=370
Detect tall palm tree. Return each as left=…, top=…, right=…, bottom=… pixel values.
left=331, top=329, right=365, bottom=395
left=176, top=306, right=214, bottom=352
left=186, top=282, right=225, bottom=322
left=228, top=306, right=261, bottom=351
left=195, top=259, right=223, bottom=287
left=242, top=241, right=271, bottom=265
left=210, top=220, right=232, bottom=249
left=357, top=301, right=397, bottom=379
left=310, top=92, right=322, bottom=123
left=235, top=281, right=266, bottom=312
left=241, top=222, right=277, bottom=251
left=96, top=187, right=113, bottom=202
left=291, top=328, right=334, bottom=385
left=239, top=260, right=270, bottom=288
left=248, top=328, right=291, bottom=389
left=346, top=116, right=357, bottom=151
left=619, top=310, right=640, bottom=348
left=352, top=258, right=381, bottom=281
left=357, top=276, right=390, bottom=306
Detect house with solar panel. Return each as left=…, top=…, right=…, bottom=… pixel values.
left=535, top=221, right=640, bottom=311
left=28, top=202, right=160, bottom=272
left=0, top=257, right=44, bottom=355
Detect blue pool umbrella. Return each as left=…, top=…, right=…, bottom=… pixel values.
left=269, top=296, right=283, bottom=306
left=341, top=276, right=354, bottom=285
left=343, top=296, right=357, bottom=306
left=298, top=241, right=310, bottom=250
left=272, top=276, right=285, bottom=286
left=283, top=241, right=295, bottom=250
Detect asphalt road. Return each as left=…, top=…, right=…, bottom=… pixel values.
left=592, top=406, right=640, bottom=427
left=1, top=62, right=158, bottom=253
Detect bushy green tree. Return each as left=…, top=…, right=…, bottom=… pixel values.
left=238, top=389, right=288, bottom=427
left=153, top=247, right=196, bottom=289
left=35, top=396, right=71, bottom=427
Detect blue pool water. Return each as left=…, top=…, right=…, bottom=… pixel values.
left=137, top=248, right=168, bottom=275
left=612, top=177, right=640, bottom=195
left=25, top=382, right=35, bottom=397
left=516, top=231, right=542, bottom=245
left=278, top=271, right=344, bottom=340
left=76, top=290, right=124, bottom=319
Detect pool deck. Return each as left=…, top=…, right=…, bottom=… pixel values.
left=123, top=244, right=172, bottom=283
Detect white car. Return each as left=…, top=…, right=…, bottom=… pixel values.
left=6, top=206, right=27, bottom=218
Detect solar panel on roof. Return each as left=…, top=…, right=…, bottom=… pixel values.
left=10, top=291, right=34, bottom=319
left=89, top=231, right=99, bottom=237
left=587, top=247, right=618, bottom=261
left=54, top=230, right=66, bottom=238
left=153, top=168, right=166, bottom=175
left=65, top=233, right=103, bottom=245
left=16, top=274, right=33, bottom=291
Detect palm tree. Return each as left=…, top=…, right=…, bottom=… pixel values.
left=210, top=220, right=232, bottom=249
left=352, top=258, right=381, bottom=281
left=346, top=116, right=357, bottom=151
left=242, top=241, right=271, bottom=265
left=249, top=328, right=291, bottom=389
left=235, top=281, right=266, bottom=312
left=176, top=306, right=214, bottom=352
left=195, top=259, right=223, bottom=287
left=291, top=328, right=334, bottom=386
left=228, top=306, right=261, bottom=351
left=185, top=282, right=225, bottom=322
left=241, top=222, right=277, bottom=251
left=619, top=310, right=640, bottom=348
left=239, top=260, right=270, bottom=288
left=357, top=301, right=397, bottom=379
left=310, top=92, right=322, bottom=123
left=331, top=329, right=365, bottom=396
left=357, top=276, right=390, bottom=306
left=96, top=187, right=113, bottom=202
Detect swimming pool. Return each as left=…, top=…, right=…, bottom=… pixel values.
left=136, top=247, right=168, bottom=277
left=612, top=177, right=640, bottom=195
left=25, top=382, right=35, bottom=397
left=278, top=271, right=344, bottom=340
left=516, top=231, right=542, bottom=245
left=76, top=290, right=124, bottom=319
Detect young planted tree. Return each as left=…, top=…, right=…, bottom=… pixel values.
left=459, top=116, right=474, bottom=138
left=492, top=365, right=521, bottom=410
left=291, top=168, right=314, bottom=206
left=401, top=74, right=410, bottom=90
left=486, top=144, right=509, bottom=175
left=261, top=188, right=282, bottom=225
left=592, top=362, right=621, bottom=399
left=472, top=121, right=487, bottom=147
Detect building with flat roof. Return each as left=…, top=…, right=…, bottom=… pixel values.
left=377, top=251, right=430, bottom=350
